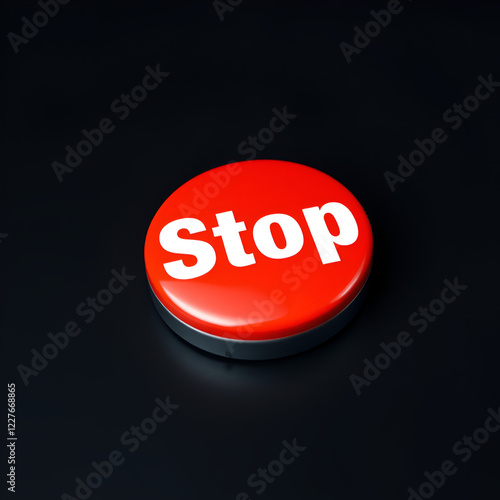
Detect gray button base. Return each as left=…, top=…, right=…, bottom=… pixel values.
left=148, top=280, right=368, bottom=360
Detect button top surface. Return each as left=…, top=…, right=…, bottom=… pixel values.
left=144, top=160, right=372, bottom=341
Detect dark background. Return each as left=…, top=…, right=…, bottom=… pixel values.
left=1, top=1, right=499, bottom=499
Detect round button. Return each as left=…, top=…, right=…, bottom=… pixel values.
left=144, top=160, right=373, bottom=359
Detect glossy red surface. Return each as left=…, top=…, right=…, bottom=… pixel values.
left=144, top=160, right=373, bottom=341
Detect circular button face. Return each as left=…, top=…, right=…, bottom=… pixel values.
left=144, top=160, right=372, bottom=359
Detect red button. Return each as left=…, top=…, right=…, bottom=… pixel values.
left=144, top=160, right=373, bottom=359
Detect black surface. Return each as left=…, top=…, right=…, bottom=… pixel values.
left=1, top=1, right=499, bottom=499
